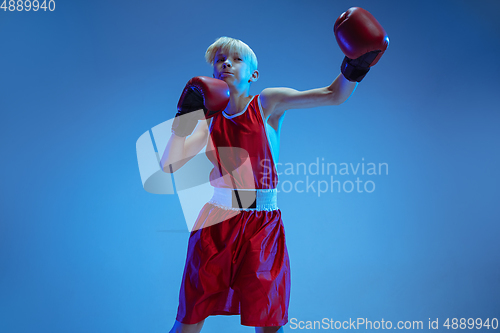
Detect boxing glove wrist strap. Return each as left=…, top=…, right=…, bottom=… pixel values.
left=341, top=50, right=381, bottom=82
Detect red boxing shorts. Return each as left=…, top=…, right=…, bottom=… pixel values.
left=175, top=203, right=291, bottom=327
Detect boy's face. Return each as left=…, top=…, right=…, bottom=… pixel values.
left=213, top=50, right=258, bottom=88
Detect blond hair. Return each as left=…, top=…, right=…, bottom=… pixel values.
left=205, top=36, right=258, bottom=72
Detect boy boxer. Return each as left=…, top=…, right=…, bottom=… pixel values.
left=161, top=7, right=388, bottom=333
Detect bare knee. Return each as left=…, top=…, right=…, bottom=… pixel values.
left=169, top=319, right=205, bottom=333
left=255, top=326, right=283, bottom=333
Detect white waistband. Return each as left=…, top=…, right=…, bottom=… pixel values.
left=208, top=188, right=278, bottom=211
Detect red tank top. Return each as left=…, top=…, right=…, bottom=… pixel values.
left=206, top=95, right=278, bottom=190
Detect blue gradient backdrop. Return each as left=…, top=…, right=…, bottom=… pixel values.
left=1, top=0, right=499, bottom=332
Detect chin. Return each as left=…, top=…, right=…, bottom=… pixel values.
left=220, top=77, right=235, bottom=85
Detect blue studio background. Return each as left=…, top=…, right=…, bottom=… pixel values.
left=1, top=0, right=499, bottom=332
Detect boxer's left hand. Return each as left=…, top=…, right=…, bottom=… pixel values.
left=334, top=7, right=389, bottom=82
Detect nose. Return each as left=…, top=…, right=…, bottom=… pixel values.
left=223, top=59, right=232, bottom=68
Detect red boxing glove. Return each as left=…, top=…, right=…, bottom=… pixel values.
left=334, top=7, right=389, bottom=82
left=172, top=76, right=230, bottom=137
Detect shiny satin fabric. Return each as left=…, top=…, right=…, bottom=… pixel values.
left=176, top=203, right=291, bottom=326
left=206, top=95, right=278, bottom=190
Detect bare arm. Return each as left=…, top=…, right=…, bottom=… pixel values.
left=160, top=119, right=210, bottom=173
left=260, top=73, right=357, bottom=119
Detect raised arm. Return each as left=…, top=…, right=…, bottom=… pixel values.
left=260, top=74, right=357, bottom=118
left=261, top=7, right=388, bottom=120
left=160, top=121, right=210, bottom=173
left=160, top=76, right=229, bottom=173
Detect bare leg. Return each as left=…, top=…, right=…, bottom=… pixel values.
left=169, top=319, right=205, bottom=333
left=255, top=326, right=283, bottom=333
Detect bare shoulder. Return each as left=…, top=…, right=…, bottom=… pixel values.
left=259, top=88, right=290, bottom=131
left=259, top=87, right=292, bottom=119
left=260, top=87, right=295, bottom=106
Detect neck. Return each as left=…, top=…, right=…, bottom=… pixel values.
left=225, top=86, right=252, bottom=116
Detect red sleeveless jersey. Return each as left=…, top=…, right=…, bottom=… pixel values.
left=206, top=95, right=278, bottom=189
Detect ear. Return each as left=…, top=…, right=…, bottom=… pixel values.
left=248, top=69, right=259, bottom=83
